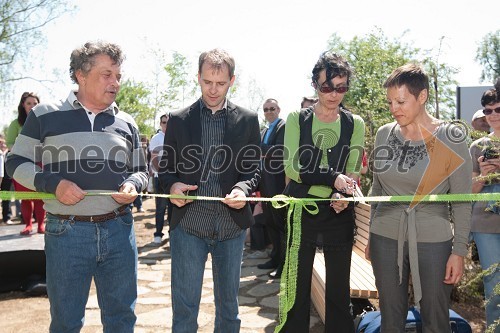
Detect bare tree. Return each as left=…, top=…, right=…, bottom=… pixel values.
left=244, top=76, right=265, bottom=127
left=0, top=0, right=73, bottom=89
left=475, top=29, right=500, bottom=83
left=163, top=51, right=197, bottom=110
left=146, top=46, right=170, bottom=126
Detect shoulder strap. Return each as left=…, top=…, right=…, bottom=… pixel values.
left=339, top=106, right=354, bottom=142
left=298, top=106, right=314, bottom=126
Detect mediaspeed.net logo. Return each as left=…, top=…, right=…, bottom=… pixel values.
left=409, top=124, right=466, bottom=209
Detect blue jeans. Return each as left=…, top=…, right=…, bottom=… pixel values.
left=472, top=232, right=500, bottom=331
left=154, top=176, right=168, bottom=237
left=45, top=211, right=138, bottom=333
left=170, top=224, right=245, bottom=333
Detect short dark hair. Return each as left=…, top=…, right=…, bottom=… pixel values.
left=481, top=88, right=498, bottom=107
left=198, top=49, right=235, bottom=78
left=17, top=92, right=40, bottom=126
left=311, top=52, right=352, bottom=88
left=383, top=63, right=429, bottom=101
left=70, top=41, right=124, bottom=84
left=301, top=96, right=318, bottom=108
left=160, top=114, right=168, bottom=122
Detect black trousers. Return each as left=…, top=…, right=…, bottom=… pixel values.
left=281, top=204, right=355, bottom=333
left=250, top=211, right=268, bottom=250
left=1, top=174, right=12, bottom=222
left=262, top=201, right=286, bottom=267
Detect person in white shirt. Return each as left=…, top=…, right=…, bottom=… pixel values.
left=149, top=114, right=169, bottom=244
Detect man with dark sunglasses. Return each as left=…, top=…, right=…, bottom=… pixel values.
left=256, top=98, right=286, bottom=278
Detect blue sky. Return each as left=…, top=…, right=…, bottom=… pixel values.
left=2, top=0, right=498, bottom=129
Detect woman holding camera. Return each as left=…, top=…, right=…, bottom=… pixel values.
left=368, top=64, right=472, bottom=332
left=470, top=88, right=500, bottom=332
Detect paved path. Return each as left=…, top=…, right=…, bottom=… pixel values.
left=122, top=197, right=323, bottom=332
left=0, top=197, right=324, bottom=332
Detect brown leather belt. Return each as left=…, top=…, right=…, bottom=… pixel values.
left=51, top=205, right=129, bottom=223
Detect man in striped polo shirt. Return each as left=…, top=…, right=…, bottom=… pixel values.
left=159, top=49, right=261, bottom=332
left=6, top=41, right=148, bottom=333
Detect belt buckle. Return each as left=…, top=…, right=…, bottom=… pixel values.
left=90, top=215, right=94, bottom=223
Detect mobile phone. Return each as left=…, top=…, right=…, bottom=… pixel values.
left=483, top=147, right=499, bottom=161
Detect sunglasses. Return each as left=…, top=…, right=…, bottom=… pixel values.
left=483, top=107, right=500, bottom=115
left=263, top=107, right=277, bottom=112
left=314, top=82, right=349, bottom=94
left=161, top=121, right=167, bottom=124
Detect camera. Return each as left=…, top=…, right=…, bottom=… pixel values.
left=483, top=147, right=499, bottom=161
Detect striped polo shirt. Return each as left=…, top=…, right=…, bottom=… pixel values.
left=179, top=100, right=243, bottom=241
left=6, top=91, right=148, bottom=215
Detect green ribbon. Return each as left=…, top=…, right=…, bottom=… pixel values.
left=271, top=195, right=319, bottom=333
left=1, top=189, right=498, bottom=331
left=1, top=191, right=499, bottom=202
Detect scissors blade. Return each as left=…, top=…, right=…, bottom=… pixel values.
left=352, top=184, right=365, bottom=204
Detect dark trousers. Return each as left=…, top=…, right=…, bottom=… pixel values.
left=132, top=195, right=142, bottom=209
left=262, top=202, right=286, bottom=267
left=250, top=211, right=268, bottom=250
left=1, top=175, right=12, bottom=222
left=370, top=233, right=453, bottom=333
left=281, top=243, right=354, bottom=332
left=153, top=176, right=168, bottom=237
left=281, top=205, right=355, bottom=333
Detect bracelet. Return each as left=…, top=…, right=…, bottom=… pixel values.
left=476, top=174, right=490, bottom=186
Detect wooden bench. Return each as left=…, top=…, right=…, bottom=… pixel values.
left=311, top=203, right=378, bottom=322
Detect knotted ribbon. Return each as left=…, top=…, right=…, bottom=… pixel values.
left=271, top=195, right=319, bottom=333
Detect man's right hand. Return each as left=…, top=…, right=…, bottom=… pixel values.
left=170, top=182, right=198, bottom=207
left=55, top=179, right=87, bottom=205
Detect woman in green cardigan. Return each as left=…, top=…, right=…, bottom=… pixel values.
left=6, top=92, right=46, bottom=235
